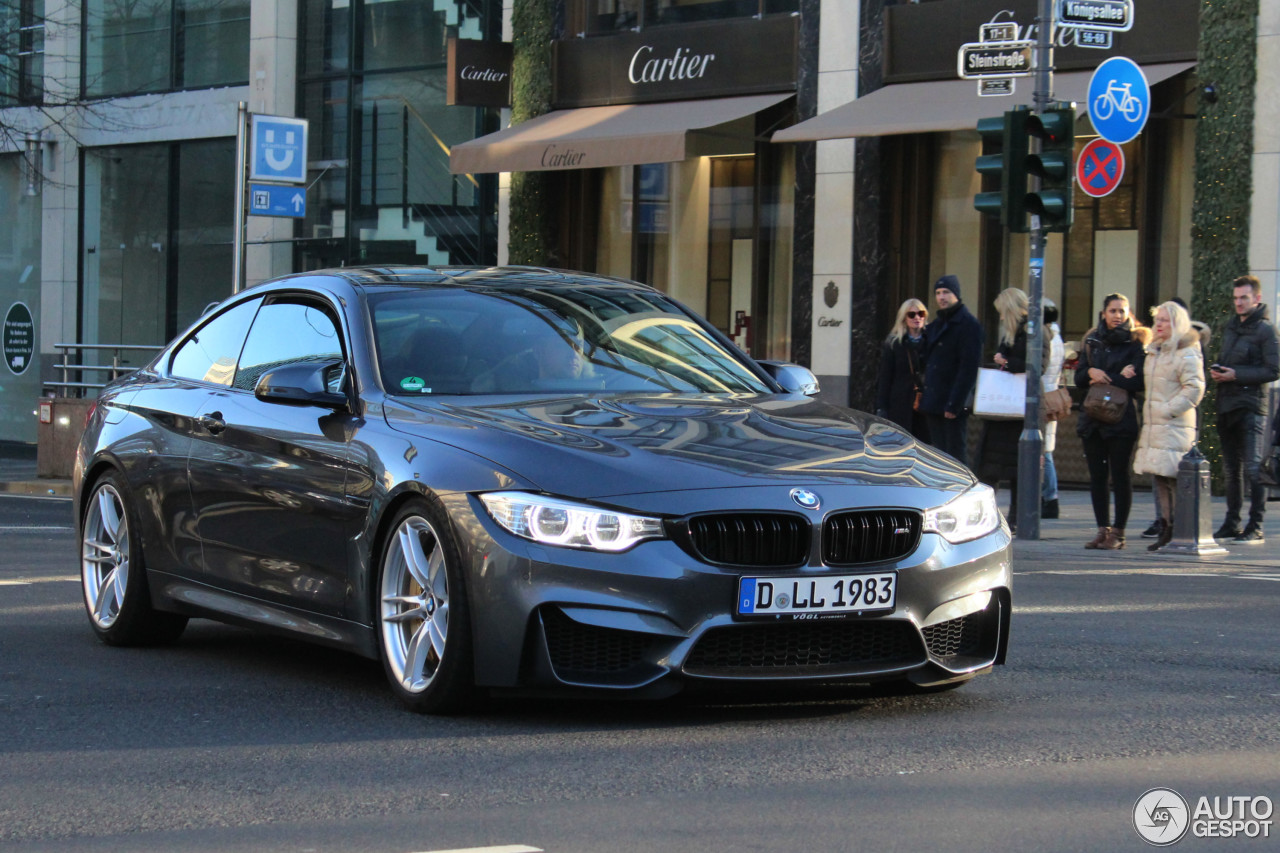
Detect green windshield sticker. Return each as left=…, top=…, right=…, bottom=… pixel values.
left=400, top=376, right=427, bottom=392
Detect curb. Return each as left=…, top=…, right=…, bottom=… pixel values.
left=0, top=479, right=73, bottom=497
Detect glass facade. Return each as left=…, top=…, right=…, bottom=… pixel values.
left=81, top=139, right=236, bottom=351
left=0, top=0, right=43, bottom=105
left=83, top=0, right=249, bottom=97
left=0, top=155, right=43, bottom=442
left=297, top=0, right=498, bottom=269
left=579, top=0, right=799, bottom=35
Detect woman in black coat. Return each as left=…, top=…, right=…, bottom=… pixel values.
left=1075, top=292, right=1150, bottom=551
left=875, top=298, right=930, bottom=442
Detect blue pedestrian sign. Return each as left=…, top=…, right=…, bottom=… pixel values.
left=249, top=183, right=306, bottom=218
left=250, top=115, right=308, bottom=184
left=1088, top=56, right=1149, bottom=145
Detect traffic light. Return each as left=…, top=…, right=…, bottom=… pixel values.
left=1025, top=104, right=1076, bottom=232
left=973, top=107, right=1030, bottom=232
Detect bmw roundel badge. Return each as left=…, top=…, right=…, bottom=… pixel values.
left=790, top=488, right=821, bottom=511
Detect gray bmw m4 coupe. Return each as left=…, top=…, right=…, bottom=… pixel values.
left=75, top=266, right=1011, bottom=713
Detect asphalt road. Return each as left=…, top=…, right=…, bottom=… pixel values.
left=2, top=493, right=1278, bottom=852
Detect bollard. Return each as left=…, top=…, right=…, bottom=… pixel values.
left=1159, top=445, right=1228, bottom=556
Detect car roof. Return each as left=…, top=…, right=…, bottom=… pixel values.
left=267, top=266, right=661, bottom=295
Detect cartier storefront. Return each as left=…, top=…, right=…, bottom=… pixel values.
left=451, top=15, right=801, bottom=361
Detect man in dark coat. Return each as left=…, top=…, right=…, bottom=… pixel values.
left=920, top=274, right=983, bottom=466
left=1210, top=274, right=1280, bottom=543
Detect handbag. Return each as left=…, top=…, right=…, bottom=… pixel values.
left=1043, top=386, right=1073, bottom=422
left=974, top=367, right=1025, bottom=419
left=1261, top=447, right=1280, bottom=488
left=1081, top=344, right=1129, bottom=425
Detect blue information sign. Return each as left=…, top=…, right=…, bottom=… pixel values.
left=1088, top=56, right=1150, bottom=145
left=250, top=115, right=308, bottom=184
left=249, top=183, right=307, bottom=218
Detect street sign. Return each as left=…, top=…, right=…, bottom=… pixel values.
left=1088, top=56, right=1150, bottom=145
left=3, top=302, right=34, bottom=375
left=957, top=40, right=1035, bottom=80
left=1057, top=0, right=1134, bottom=32
left=1076, top=138, right=1125, bottom=197
left=1075, top=28, right=1113, bottom=49
left=249, top=115, right=308, bottom=184
left=980, top=22, right=1019, bottom=42
left=249, top=183, right=307, bottom=218
left=979, top=78, right=1016, bottom=97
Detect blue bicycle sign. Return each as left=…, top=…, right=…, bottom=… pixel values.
left=1088, top=56, right=1149, bottom=144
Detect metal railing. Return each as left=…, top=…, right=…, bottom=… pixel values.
left=44, top=343, right=164, bottom=398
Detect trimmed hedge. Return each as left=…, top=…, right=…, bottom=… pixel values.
left=1191, top=0, right=1259, bottom=486
left=508, top=0, right=556, bottom=265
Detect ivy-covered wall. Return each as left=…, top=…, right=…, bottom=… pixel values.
left=1190, top=0, right=1259, bottom=485
left=508, top=0, right=556, bottom=265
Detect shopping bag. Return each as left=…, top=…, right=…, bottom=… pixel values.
left=973, top=368, right=1025, bottom=419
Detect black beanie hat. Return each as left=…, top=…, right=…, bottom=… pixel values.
left=934, top=274, right=961, bottom=300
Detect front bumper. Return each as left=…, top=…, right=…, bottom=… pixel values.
left=453, top=489, right=1013, bottom=696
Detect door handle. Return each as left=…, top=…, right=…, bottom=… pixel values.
left=199, top=412, right=226, bottom=435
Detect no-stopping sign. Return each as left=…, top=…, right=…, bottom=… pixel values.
left=1076, top=138, right=1125, bottom=198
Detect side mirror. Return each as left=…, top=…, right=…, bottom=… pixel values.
left=757, top=361, right=821, bottom=396
left=255, top=360, right=350, bottom=410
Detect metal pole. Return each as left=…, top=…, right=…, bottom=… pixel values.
left=232, top=101, right=248, bottom=293
left=1016, top=0, right=1054, bottom=539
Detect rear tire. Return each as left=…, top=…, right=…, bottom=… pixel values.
left=80, top=471, right=188, bottom=646
left=376, top=498, right=476, bottom=714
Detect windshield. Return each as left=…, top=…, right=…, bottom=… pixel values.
left=370, top=286, right=771, bottom=396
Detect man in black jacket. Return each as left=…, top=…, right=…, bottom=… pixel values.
left=1210, top=275, right=1280, bottom=543
left=920, top=275, right=983, bottom=466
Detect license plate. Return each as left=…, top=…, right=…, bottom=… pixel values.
left=737, top=573, right=897, bottom=618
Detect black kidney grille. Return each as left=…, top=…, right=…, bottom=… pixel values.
left=541, top=608, right=655, bottom=678
left=922, top=613, right=986, bottom=659
left=822, top=510, right=922, bottom=566
left=687, top=514, right=809, bottom=567
left=683, top=620, right=924, bottom=677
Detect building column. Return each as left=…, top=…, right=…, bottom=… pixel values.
left=1252, top=2, right=1280, bottom=305
left=246, top=0, right=300, bottom=285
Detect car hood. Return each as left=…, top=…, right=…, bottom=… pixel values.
left=383, top=393, right=974, bottom=499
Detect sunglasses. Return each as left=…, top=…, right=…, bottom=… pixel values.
left=906, top=311, right=927, bottom=319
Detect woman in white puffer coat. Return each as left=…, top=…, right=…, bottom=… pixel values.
left=1130, top=301, right=1205, bottom=551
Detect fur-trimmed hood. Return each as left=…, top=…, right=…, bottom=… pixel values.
left=1147, top=328, right=1201, bottom=355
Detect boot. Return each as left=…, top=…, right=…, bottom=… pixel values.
left=1098, top=527, right=1126, bottom=550
left=1148, top=522, right=1173, bottom=551
left=1085, top=526, right=1110, bottom=549
left=1041, top=499, right=1059, bottom=519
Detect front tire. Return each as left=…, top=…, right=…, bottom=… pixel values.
left=80, top=471, right=188, bottom=645
left=377, top=498, right=476, bottom=714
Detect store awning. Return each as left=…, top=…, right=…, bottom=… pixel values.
left=449, top=92, right=792, bottom=174
left=770, top=62, right=1194, bottom=142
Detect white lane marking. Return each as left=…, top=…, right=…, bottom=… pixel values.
left=0, top=576, right=78, bottom=585
left=0, top=525, right=72, bottom=532
left=0, top=603, right=83, bottom=615
left=413, top=847, right=543, bottom=853
left=1015, top=603, right=1230, bottom=614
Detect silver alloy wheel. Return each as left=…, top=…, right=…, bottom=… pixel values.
left=380, top=515, right=450, bottom=694
left=82, top=483, right=130, bottom=629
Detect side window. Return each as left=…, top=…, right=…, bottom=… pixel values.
left=169, top=299, right=262, bottom=385
left=234, top=299, right=344, bottom=391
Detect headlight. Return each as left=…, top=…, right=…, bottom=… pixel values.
left=922, top=483, right=1002, bottom=544
left=479, top=492, right=665, bottom=552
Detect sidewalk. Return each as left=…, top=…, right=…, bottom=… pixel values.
left=0, top=442, right=71, bottom=497
left=1005, top=487, right=1280, bottom=572
left=2, top=439, right=1277, bottom=571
